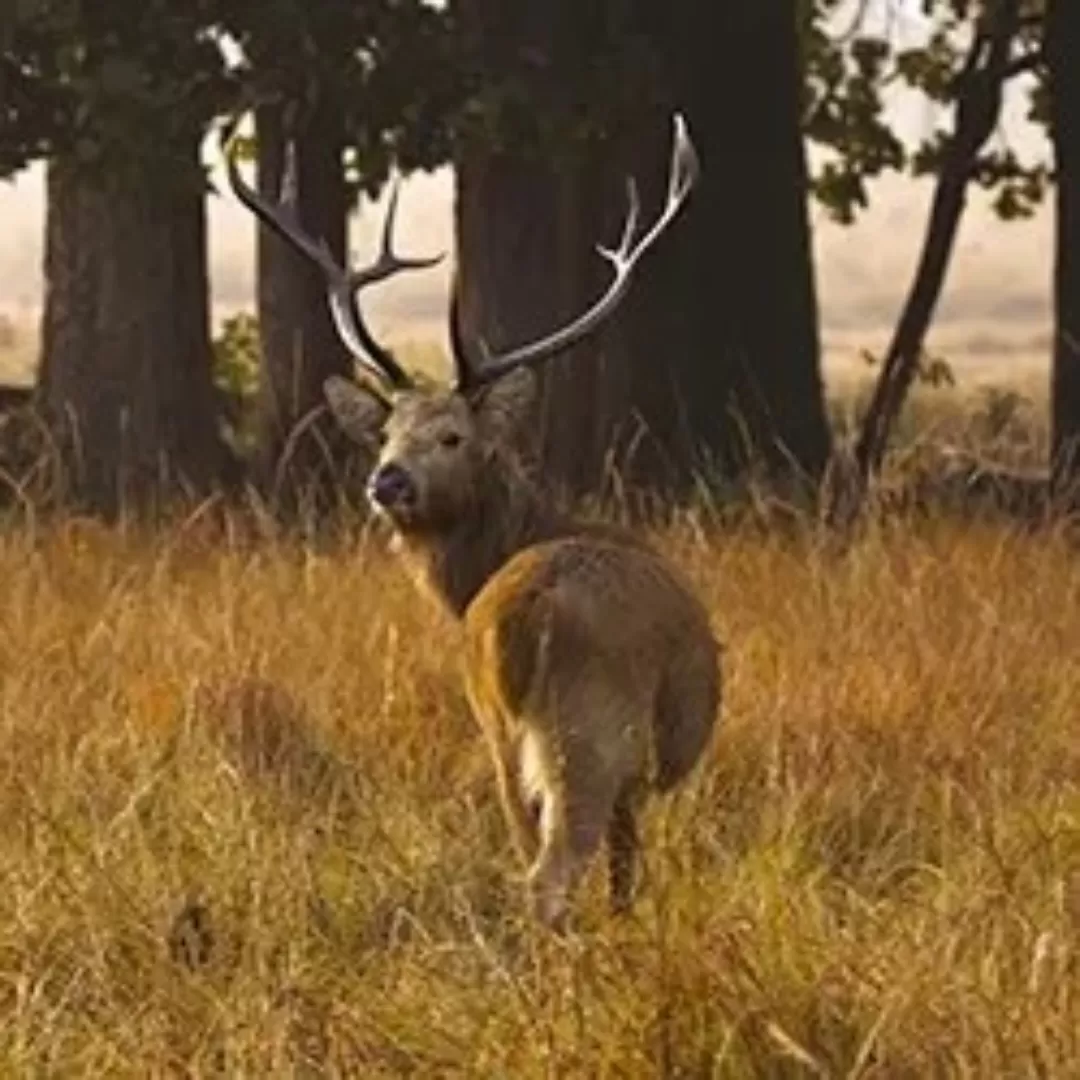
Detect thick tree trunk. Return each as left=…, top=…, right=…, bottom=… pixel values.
left=38, top=151, right=231, bottom=518
left=454, top=143, right=615, bottom=491
left=453, top=1, right=830, bottom=501
left=1048, top=0, right=1080, bottom=490
left=654, top=3, right=829, bottom=488
left=452, top=3, right=612, bottom=493
left=254, top=98, right=354, bottom=513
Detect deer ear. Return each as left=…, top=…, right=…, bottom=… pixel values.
left=324, top=376, right=390, bottom=447
left=472, top=366, right=537, bottom=442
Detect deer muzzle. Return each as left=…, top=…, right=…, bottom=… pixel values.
left=368, top=461, right=418, bottom=511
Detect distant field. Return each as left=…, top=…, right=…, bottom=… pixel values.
left=0, top=313, right=449, bottom=390
left=3, top=322, right=1052, bottom=476
left=0, top=507, right=1076, bottom=1073
left=0, top=309, right=1052, bottom=400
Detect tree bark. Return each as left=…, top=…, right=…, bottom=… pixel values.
left=631, top=2, right=831, bottom=492
left=254, top=98, right=354, bottom=513
left=1048, top=0, right=1080, bottom=491
left=454, top=139, right=613, bottom=490
left=38, top=149, right=231, bottom=518
left=453, top=1, right=830, bottom=502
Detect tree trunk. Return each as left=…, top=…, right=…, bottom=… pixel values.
left=254, top=98, right=354, bottom=513
left=454, top=140, right=616, bottom=491
left=453, top=1, right=830, bottom=502
left=38, top=150, right=231, bottom=518
left=652, top=2, right=829, bottom=489
left=827, top=0, right=1022, bottom=527
left=1048, top=0, right=1080, bottom=490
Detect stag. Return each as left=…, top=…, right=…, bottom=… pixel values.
left=223, top=114, right=721, bottom=929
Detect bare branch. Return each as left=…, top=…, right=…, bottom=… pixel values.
left=1002, top=49, right=1044, bottom=78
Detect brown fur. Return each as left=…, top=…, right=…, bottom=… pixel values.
left=326, top=368, right=722, bottom=928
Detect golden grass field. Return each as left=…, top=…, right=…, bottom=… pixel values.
left=1, top=308, right=1076, bottom=1073
left=0, top=498, right=1078, bottom=1076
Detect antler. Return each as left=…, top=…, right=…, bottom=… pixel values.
left=220, top=112, right=444, bottom=391
left=450, top=113, right=700, bottom=391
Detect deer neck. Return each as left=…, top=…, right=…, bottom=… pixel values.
left=396, top=453, right=566, bottom=619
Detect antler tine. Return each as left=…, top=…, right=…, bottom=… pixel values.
left=221, top=112, right=442, bottom=391
left=449, top=287, right=473, bottom=388
left=452, top=112, right=700, bottom=392
left=337, top=174, right=445, bottom=388
left=221, top=120, right=338, bottom=277
left=345, top=177, right=445, bottom=292
left=603, top=176, right=642, bottom=266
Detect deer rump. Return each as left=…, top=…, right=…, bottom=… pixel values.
left=466, top=535, right=720, bottom=796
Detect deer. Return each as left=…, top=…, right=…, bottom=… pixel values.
left=222, top=111, right=721, bottom=930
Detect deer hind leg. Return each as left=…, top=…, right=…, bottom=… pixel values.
left=525, top=743, right=624, bottom=932
left=489, top=738, right=541, bottom=866
left=607, top=785, right=642, bottom=916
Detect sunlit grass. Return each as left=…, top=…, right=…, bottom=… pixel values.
left=0, top=505, right=1076, bottom=1075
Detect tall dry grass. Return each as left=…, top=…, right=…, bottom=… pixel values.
left=0, top=506, right=1077, bottom=1076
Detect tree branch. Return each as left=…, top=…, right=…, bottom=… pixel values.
left=826, top=0, right=1025, bottom=529
left=1003, top=49, right=1044, bottom=79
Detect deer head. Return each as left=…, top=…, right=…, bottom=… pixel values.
left=222, top=112, right=699, bottom=534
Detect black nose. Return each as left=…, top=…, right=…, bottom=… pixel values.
left=369, top=462, right=416, bottom=508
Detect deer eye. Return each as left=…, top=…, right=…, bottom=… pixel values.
left=439, top=431, right=463, bottom=449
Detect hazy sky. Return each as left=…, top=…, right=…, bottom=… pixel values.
left=0, top=0, right=1054, bottom=380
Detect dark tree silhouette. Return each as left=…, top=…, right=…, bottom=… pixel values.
left=452, top=1, right=831, bottom=502
left=39, top=154, right=231, bottom=514
left=2, top=4, right=235, bottom=515
left=1048, top=0, right=1080, bottom=490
